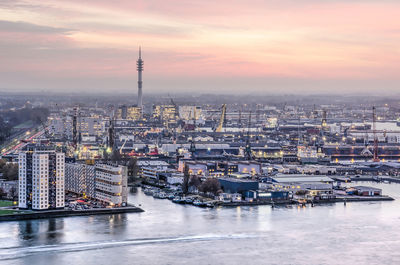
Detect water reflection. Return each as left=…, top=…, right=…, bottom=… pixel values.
left=0, top=183, right=399, bottom=265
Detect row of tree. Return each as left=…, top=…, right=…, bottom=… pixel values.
left=182, top=165, right=222, bottom=196
left=0, top=159, right=18, bottom=181
left=0, top=107, right=50, bottom=144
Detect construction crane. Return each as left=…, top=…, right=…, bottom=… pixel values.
left=372, top=106, right=380, bottom=162
left=119, top=138, right=128, bottom=154
left=215, top=104, right=226, bottom=132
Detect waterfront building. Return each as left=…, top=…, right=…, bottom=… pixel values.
left=179, top=160, right=262, bottom=176
left=65, top=163, right=128, bottom=206
left=267, top=174, right=334, bottom=193
left=218, top=178, right=259, bottom=194
left=18, top=148, right=65, bottom=210
left=141, top=167, right=183, bottom=184
left=353, top=186, right=382, bottom=196
left=95, top=164, right=128, bottom=206
left=65, top=163, right=95, bottom=198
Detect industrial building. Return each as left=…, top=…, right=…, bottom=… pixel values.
left=218, top=178, right=259, bottom=193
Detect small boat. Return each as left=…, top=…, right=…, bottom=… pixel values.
left=193, top=200, right=207, bottom=207
left=206, top=202, right=215, bottom=208
left=185, top=197, right=194, bottom=204
left=172, top=196, right=185, bottom=204
left=144, top=189, right=153, bottom=196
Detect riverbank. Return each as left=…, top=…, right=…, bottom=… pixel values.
left=0, top=205, right=144, bottom=222
left=217, top=195, right=394, bottom=207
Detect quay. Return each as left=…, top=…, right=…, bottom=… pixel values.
left=0, top=206, right=144, bottom=222
left=217, top=196, right=394, bottom=207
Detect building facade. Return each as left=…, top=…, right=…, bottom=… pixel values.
left=65, top=163, right=128, bottom=206
left=18, top=149, right=65, bottom=210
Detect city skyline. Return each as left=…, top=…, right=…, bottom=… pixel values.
left=1, top=0, right=400, bottom=94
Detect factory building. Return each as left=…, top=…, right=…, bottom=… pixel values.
left=218, top=178, right=259, bottom=193
left=179, top=160, right=262, bottom=176
left=18, top=148, right=65, bottom=210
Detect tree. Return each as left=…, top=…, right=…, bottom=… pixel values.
left=127, top=157, right=139, bottom=183
left=0, top=159, right=6, bottom=171
left=182, top=164, right=190, bottom=194
left=1, top=162, right=18, bottom=181
left=199, top=178, right=221, bottom=196
left=110, top=149, right=122, bottom=162
left=9, top=186, right=17, bottom=201
left=0, top=187, right=5, bottom=200
left=189, top=175, right=201, bottom=190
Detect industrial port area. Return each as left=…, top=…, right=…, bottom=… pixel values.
left=1, top=51, right=400, bottom=220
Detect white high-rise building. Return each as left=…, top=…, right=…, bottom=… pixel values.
left=18, top=148, right=65, bottom=210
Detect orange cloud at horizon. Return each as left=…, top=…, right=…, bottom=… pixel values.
left=0, top=0, right=400, bottom=92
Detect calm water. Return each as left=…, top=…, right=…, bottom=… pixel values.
left=1, top=182, right=400, bottom=265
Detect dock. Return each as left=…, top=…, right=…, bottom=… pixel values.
left=0, top=206, right=144, bottom=222
left=216, top=196, right=394, bottom=207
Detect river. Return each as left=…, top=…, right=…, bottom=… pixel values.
left=1, top=183, right=400, bottom=265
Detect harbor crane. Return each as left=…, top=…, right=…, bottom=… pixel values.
left=215, top=104, right=226, bottom=133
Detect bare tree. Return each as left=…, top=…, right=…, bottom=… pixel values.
left=127, top=157, right=139, bottom=183
left=199, top=178, right=221, bottom=196
left=182, top=164, right=190, bottom=194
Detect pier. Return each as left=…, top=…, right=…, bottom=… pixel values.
left=0, top=206, right=144, bottom=222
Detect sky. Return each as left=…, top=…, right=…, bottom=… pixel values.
left=1, top=0, right=400, bottom=95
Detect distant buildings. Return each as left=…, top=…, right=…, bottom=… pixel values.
left=18, top=148, right=65, bottom=210
left=117, top=105, right=142, bottom=121
left=48, top=114, right=104, bottom=140
left=179, top=160, right=262, bottom=176
left=65, top=163, right=128, bottom=206
left=152, top=105, right=177, bottom=125
left=179, top=106, right=202, bottom=120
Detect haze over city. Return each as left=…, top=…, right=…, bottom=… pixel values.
left=1, top=0, right=400, bottom=94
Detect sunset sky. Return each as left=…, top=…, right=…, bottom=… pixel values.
left=1, top=0, right=400, bottom=94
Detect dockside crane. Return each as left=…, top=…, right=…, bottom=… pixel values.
left=215, top=104, right=226, bottom=132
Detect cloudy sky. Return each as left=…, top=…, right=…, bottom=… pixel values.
left=1, top=0, right=400, bottom=94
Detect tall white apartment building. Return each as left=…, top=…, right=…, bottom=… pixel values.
left=18, top=148, right=65, bottom=210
